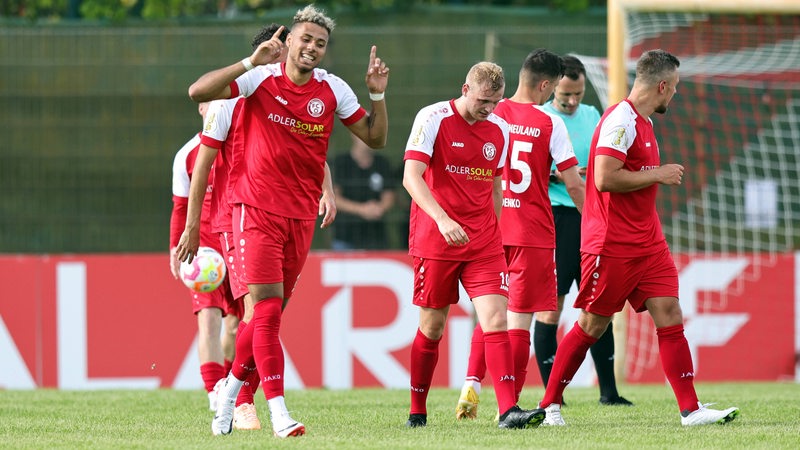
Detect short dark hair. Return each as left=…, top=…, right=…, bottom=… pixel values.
left=251, top=23, right=287, bottom=50
left=562, top=55, right=586, bottom=81
left=520, top=48, right=564, bottom=84
left=636, top=49, right=680, bottom=85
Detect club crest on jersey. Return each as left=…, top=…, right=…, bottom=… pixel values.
left=307, top=98, right=325, bottom=118
left=482, top=142, right=497, bottom=161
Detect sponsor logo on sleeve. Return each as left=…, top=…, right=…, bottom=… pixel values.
left=204, top=112, right=218, bottom=133
left=611, top=127, right=626, bottom=148
left=411, top=126, right=425, bottom=146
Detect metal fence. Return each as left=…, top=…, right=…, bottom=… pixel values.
left=0, top=12, right=606, bottom=252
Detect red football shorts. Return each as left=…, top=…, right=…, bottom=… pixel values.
left=219, top=231, right=245, bottom=319
left=574, top=247, right=679, bottom=316
left=504, top=245, right=557, bottom=313
left=412, top=253, right=508, bottom=309
left=232, top=204, right=315, bottom=300
left=219, top=231, right=248, bottom=301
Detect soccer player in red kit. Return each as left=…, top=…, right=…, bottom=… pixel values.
left=192, top=96, right=336, bottom=431
left=541, top=55, right=631, bottom=407
left=177, top=4, right=389, bottom=438
left=455, top=49, right=586, bottom=419
left=179, top=23, right=295, bottom=431
left=537, top=49, right=739, bottom=426
left=190, top=94, right=335, bottom=432
left=168, top=102, right=239, bottom=413
left=402, top=61, right=545, bottom=430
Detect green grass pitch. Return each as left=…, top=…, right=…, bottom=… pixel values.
left=2, top=382, right=798, bottom=449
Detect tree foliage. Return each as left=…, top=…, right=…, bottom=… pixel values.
left=1, top=0, right=603, bottom=21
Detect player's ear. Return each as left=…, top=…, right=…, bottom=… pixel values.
left=540, top=79, right=550, bottom=92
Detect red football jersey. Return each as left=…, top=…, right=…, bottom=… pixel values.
left=404, top=100, right=509, bottom=261
left=581, top=99, right=668, bottom=257
left=495, top=100, right=578, bottom=248
left=228, top=63, right=366, bottom=219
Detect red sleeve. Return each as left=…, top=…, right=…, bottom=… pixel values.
left=595, top=147, right=626, bottom=161
left=341, top=107, right=367, bottom=126
left=555, top=156, right=579, bottom=172
left=200, top=135, right=224, bottom=149
left=404, top=150, right=431, bottom=164
left=169, top=195, right=188, bottom=248
left=229, top=81, right=240, bottom=98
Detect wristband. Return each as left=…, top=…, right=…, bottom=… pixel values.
left=241, top=57, right=255, bottom=71
left=369, top=91, right=385, bottom=101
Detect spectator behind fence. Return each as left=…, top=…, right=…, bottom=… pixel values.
left=331, top=132, right=396, bottom=250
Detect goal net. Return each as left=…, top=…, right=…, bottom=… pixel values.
left=579, top=3, right=800, bottom=382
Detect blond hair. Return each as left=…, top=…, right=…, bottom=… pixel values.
left=466, top=61, right=505, bottom=92
left=293, top=4, right=336, bottom=34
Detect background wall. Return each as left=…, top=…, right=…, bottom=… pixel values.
left=0, top=6, right=606, bottom=252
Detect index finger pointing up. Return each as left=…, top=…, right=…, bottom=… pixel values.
left=273, top=26, right=286, bottom=42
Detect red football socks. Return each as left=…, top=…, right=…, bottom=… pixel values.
left=465, top=324, right=486, bottom=382
left=252, top=297, right=284, bottom=400
left=200, top=361, right=225, bottom=392
left=657, top=324, right=699, bottom=412
left=409, top=328, right=441, bottom=415
left=231, top=319, right=256, bottom=381
left=540, top=322, right=597, bottom=407
left=483, top=330, right=517, bottom=414
left=508, top=328, right=531, bottom=402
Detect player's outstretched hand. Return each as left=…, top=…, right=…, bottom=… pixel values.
left=175, top=229, right=200, bottom=264
left=250, top=25, right=286, bottom=66
left=365, top=45, right=389, bottom=95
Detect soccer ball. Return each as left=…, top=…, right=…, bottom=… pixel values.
left=180, top=247, right=226, bottom=293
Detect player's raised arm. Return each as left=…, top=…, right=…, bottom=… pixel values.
left=249, top=26, right=286, bottom=66
left=365, top=45, right=389, bottom=94
left=349, top=45, right=389, bottom=149
left=188, top=26, right=286, bottom=102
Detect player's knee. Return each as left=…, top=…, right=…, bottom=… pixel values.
left=578, top=312, right=612, bottom=338
left=418, top=312, right=447, bottom=340
left=536, top=310, right=560, bottom=325
left=646, top=296, right=683, bottom=327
